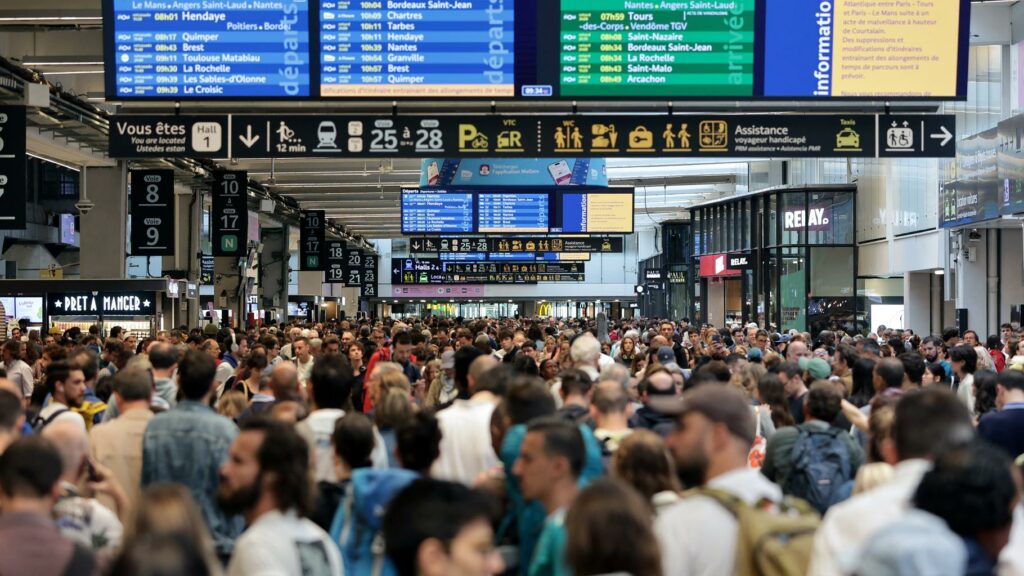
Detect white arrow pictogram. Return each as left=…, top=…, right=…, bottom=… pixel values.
left=239, top=125, right=260, bottom=148
left=930, top=126, right=953, bottom=147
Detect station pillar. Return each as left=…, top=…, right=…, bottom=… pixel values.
left=79, top=165, right=127, bottom=279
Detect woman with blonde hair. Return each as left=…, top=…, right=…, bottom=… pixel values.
left=373, top=366, right=415, bottom=467
left=120, top=484, right=222, bottom=574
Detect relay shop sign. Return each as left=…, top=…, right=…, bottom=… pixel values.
left=47, top=292, right=156, bottom=316
left=109, top=114, right=957, bottom=159
left=0, top=107, right=26, bottom=229
left=699, top=253, right=752, bottom=278
left=130, top=170, right=175, bottom=256
left=211, top=171, right=248, bottom=257
left=784, top=205, right=832, bottom=231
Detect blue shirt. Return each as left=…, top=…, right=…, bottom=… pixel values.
left=978, top=402, right=1024, bottom=459
left=141, top=400, right=241, bottom=557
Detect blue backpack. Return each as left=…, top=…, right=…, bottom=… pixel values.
left=329, top=468, right=419, bottom=576
left=782, top=427, right=853, bottom=514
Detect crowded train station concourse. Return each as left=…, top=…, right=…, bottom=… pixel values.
left=0, top=0, right=1022, bottom=575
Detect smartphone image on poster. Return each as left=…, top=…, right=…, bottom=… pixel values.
left=427, top=161, right=440, bottom=186
left=548, top=160, right=572, bottom=185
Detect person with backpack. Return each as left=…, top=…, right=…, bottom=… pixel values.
left=655, top=385, right=819, bottom=576
left=761, top=381, right=864, bottom=514
left=34, top=360, right=87, bottom=432
left=219, top=417, right=343, bottom=576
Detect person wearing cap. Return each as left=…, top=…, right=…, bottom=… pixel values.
left=425, top=349, right=458, bottom=408
left=628, top=366, right=680, bottom=437
left=655, top=385, right=784, bottom=575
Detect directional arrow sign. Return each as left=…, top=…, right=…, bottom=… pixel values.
left=877, top=115, right=956, bottom=158
left=931, top=125, right=953, bottom=147
left=239, top=125, right=260, bottom=149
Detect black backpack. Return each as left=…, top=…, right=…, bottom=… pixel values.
left=782, top=427, right=854, bottom=514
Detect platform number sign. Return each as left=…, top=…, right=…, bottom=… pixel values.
left=326, top=241, right=346, bottom=284
left=299, top=210, right=325, bottom=271
left=212, top=171, right=248, bottom=257
left=361, top=254, right=378, bottom=298
left=344, top=249, right=363, bottom=287
left=130, top=170, right=175, bottom=256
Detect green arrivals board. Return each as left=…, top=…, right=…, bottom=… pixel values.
left=559, top=0, right=756, bottom=97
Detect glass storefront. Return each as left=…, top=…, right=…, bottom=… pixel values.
left=690, top=184, right=857, bottom=332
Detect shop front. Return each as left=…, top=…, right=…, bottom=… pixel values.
left=0, top=279, right=170, bottom=338
left=690, top=184, right=857, bottom=333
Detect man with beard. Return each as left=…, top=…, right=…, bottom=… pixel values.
left=654, top=386, right=783, bottom=576
left=34, top=361, right=87, bottom=431
left=219, top=417, right=342, bottom=576
left=921, top=336, right=952, bottom=379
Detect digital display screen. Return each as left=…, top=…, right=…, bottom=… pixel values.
left=104, top=0, right=970, bottom=100
left=105, top=0, right=311, bottom=98
left=477, top=193, right=549, bottom=233
left=319, top=0, right=514, bottom=98
left=559, top=0, right=755, bottom=98
left=401, top=190, right=475, bottom=234
left=401, top=187, right=633, bottom=234
left=556, top=192, right=633, bottom=234
left=15, top=298, right=44, bottom=324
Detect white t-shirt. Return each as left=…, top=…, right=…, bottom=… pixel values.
left=55, top=486, right=123, bottom=555
left=296, top=357, right=314, bottom=385
left=227, top=509, right=343, bottom=576
left=431, top=398, right=498, bottom=485
left=656, top=467, right=783, bottom=576
left=297, top=409, right=345, bottom=483
left=37, top=402, right=86, bottom=431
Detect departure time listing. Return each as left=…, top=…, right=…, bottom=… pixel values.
left=111, top=0, right=311, bottom=98
left=319, top=0, right=514, bottom=97
left=559, top=0, right=755, bottom=97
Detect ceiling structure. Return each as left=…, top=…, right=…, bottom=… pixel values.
left=3, top=0, right=973, bottom=240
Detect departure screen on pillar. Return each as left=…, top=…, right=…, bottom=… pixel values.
left=103, top=0, right=970, bottom=100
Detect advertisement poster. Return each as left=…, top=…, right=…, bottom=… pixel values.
left=419, top=158, right=607, bottom=187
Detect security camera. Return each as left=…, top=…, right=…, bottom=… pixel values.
left=75, top=199, right=96, bottom=216
left=968, top=229, right=982, bottom=242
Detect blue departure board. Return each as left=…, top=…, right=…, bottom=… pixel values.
left=318, top=0, right=514, bottom=98
left=477, top=193, right=548, bottom=233
left=401, top=189, right=474, bottom=234
left=107, top=0, right=311, bottom=98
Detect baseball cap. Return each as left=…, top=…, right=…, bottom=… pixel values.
left=747, top=348, right=763, bottom=361
left=440, top=350, right=456, bottom=370
left=799, top=356, right=832, bottom=380
left=649, top=386, right=755, bottom=445
left=656, top=346, right=675, bottom=364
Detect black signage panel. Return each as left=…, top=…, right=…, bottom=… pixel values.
left=344, top=249, right=364, bottom=288
left=391, top=258, right=584, bottom=285
left=645, top=270, right=663, bottom=280
left=299, top=210, right=325, bottom=271
left=211, top=171, right=248, bottom=257
left=48, top=292, right=157, bottom=316
left=411, top=236, right=624, bottom=254
left=879, top=115, right=957, bottom=158
left=727, top=252, right=755, bottom=270
left=200, top=256, right=215, bottom=284
left=130, top=170, right=175, bottom=256
left=109, top=115, right=228, bottom=158
left=360, top=254, right=378, bottom=299
left=325, top=241, right=346, bottom=284
left=110, top=114, right=956, bottom=159
left=0, top=107, right=26, bottom=229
